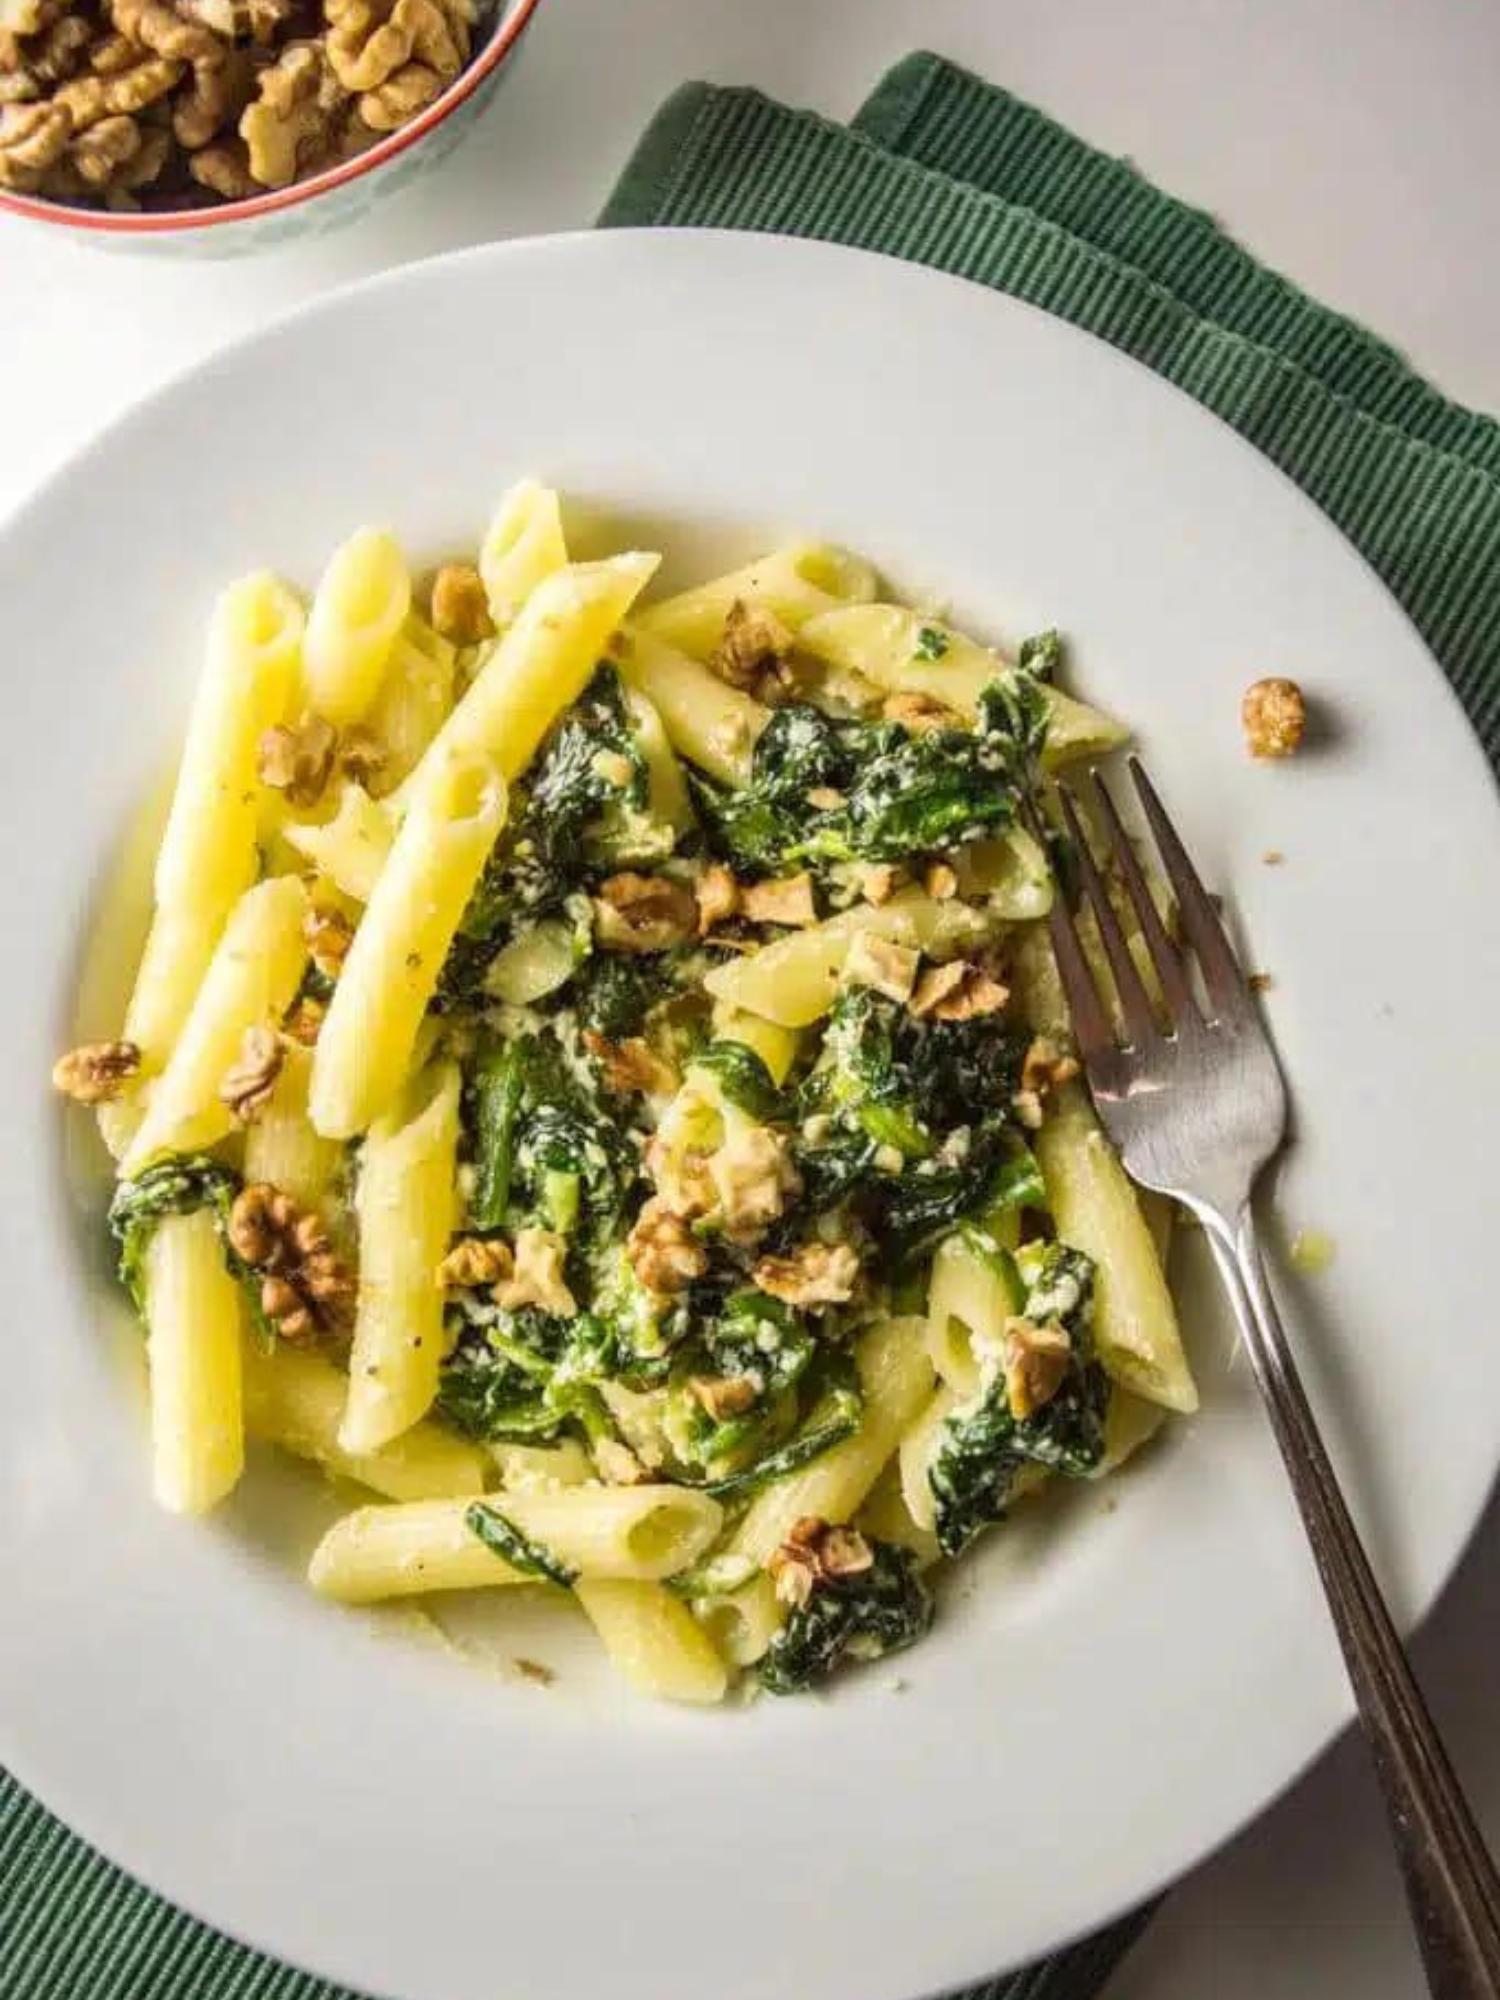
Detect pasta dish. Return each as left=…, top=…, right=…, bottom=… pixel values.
left=52, top=483, right=1197, bottom=1702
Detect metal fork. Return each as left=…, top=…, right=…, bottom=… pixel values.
left=1047, top=757, right=1500, bottom=2000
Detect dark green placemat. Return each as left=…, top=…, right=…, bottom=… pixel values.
left=9, top=48, right=1500, bottom=2000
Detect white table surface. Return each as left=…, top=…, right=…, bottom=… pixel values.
left=3, top=2, right=1497, bottom=1995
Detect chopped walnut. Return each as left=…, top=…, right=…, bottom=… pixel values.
left=0, top=0, right=66, bottom=37
left=81, top=113, right=170, bottom=193
left=923, top=861, right=958, bottom=902
left=324, top=0, right=465, bottom=93
left=593, top=872, right=698, bottom=955
left=429, top=561, right=493, bottom=645
left=239, top=39, right=347, bottom=189
left=282, top=995, right=325, bottom=1046
left=494, top=1227, right=576, bottom=1317
left=258, top=712, right=338, bottom=808
left=769, top=1515, right=873, bottom=1608
left=436, top=1235, right=512, bottom=1289
left=842, top=930, right=919, bottom=1003
left=303, top=902, right=354, bottom=980
left=625, top=1196, right=707, bottom=1296
left=176, top=0, right=290, bottom=36
left=689, top=1373, right=759, bottom=1421
left=581, top=1030, right=678, bottom=1099
left=188, top=132, right=253, bottom=196
left=752, top=1240, right=861, bottom=1308
left=859, top=863, right=906, bottom=906
left=707, top=1126, right=800, bottom=1241
left=739, top=872, right=817, bottom=929
left=1012, top=1036, right=1080, bottom=1129
left=883, top=690, right=956, bottom=734
left=54, top=44, right=181, bottom=124
left=337, top=724, right=389, bottom=790
left=708, top=598, right=798, bottom=703
left=218, top=1024, right=283, bottom=1123
left=52, top=1037, right=141, bottom=1104
left=1241, top=676, right=1307, bottom=759
left=1002, top=1316, right=1072, bottom=1421
left=594, top=1437, right=647, bottom=1486
left=227, top=1182, right=355, bottom=1341
left=694, top=862, right=741, bottom=935
left=0, top=98, right=69, bottom=188
left=642, top=1133, right=715, bottom=1223
left=910, top=960, right=1009, bottom=1022
left=173, top=43, right=251, bottom=149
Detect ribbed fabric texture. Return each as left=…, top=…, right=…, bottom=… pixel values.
left=7, top=50, right=1499, bottom=2000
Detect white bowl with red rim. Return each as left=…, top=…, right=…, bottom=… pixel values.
left=0, top=0, right=544, bottom=256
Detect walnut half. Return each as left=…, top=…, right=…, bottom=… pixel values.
left=752, top=1240, right=860, bottom=1309
left=227, top=1181, right=354, bottom=1341
left=593, top=872, right=698, bottom=955
left=769, top=1515, right=873, bottom=1608
left=52, top=1037, right=141, bottom=1103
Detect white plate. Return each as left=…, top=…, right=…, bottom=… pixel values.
left=2, top=231, right=1498, bottom=2000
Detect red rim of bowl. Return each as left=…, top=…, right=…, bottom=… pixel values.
left=0, top=0, right=544, bottom=236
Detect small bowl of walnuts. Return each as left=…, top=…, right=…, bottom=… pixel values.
left=0, top=0, right=542, bottom=251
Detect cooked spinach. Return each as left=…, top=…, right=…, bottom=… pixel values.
left=760, top=1541, right=933, bottom=1694
left=1017, top=628, right=1061, bottom=682
left=690, top=673, right=1051, bottom=880
left=791, top=988, right=1031, bottom=1262
left=465, top=1500, right=578, bottom=1586
left=929, top=1241, right=1107, bottom=1556
left=572, top=954, right=673, bottom=1039
left=690, top=1039, right=786, bottom=1122
left=464, top=1032, right=638, bottom=1246
left=109, top=1155, right=241, bottom=1313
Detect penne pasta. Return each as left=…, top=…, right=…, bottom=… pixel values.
left=309, top=752, right=505, bottom=1138
left=123, top=874, right=307, bottom=1172
left=308, top=1485, right=725, bottom=1602
left=242, top=1337, right=489, bottom=1501
left=340, top=1062, right=461, bottom=1454
left=690, top=1573, right=784, bottom=1669
left=637, top=542, right=877, bottom=659
left=362, top=615, right=456, bottom=792
left=421, top=552, right=659, bottom=784
left=703, top=887, right=995, bottom=1027
left=727, top=1318, right=935, bottom=1568
left=797, top=603, right=1127, bottom=765
left=1035, top=1088, right=1198, bottom=1414
left=478, top=479, right=568, bottom=629
left=302, top=527, right=412, bottom=726
left=144, top=1208, right=244, bottom=1515
left=616, top=630, right=768, bottom=787
left=575, top=1579, right=729, bottom=1704
left=154, top=571, right=304, bottom=919
left=283, top=781, right=393, bottom=905
left=242, top=1040, right=343, bottom=1215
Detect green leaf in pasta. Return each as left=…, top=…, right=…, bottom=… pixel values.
left=464, top=1500, right=578, bottom=1587
left=689, top=1039, right=787, bottom=1123
left=109, top=1155, right=242, bottom=1315
left=759, top=1540, right=933, bottom=1694
left=928, top=1241, right=1108, bottom=1556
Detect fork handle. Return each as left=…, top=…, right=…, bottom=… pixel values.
left=1198, top=1206, right=1500, bottom=1999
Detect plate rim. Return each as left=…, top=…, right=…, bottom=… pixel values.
left=3, top=224, right=1498, bottom=2000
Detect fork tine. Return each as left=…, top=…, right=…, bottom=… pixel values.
left=1055, top=785, right=1158, bottom=1049
left=1043, top=887, right=1117, bottom=1070
left=1088, top=771, right=1200, bottom=1026
left=1127, top=757, right=1249, bottom=1020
